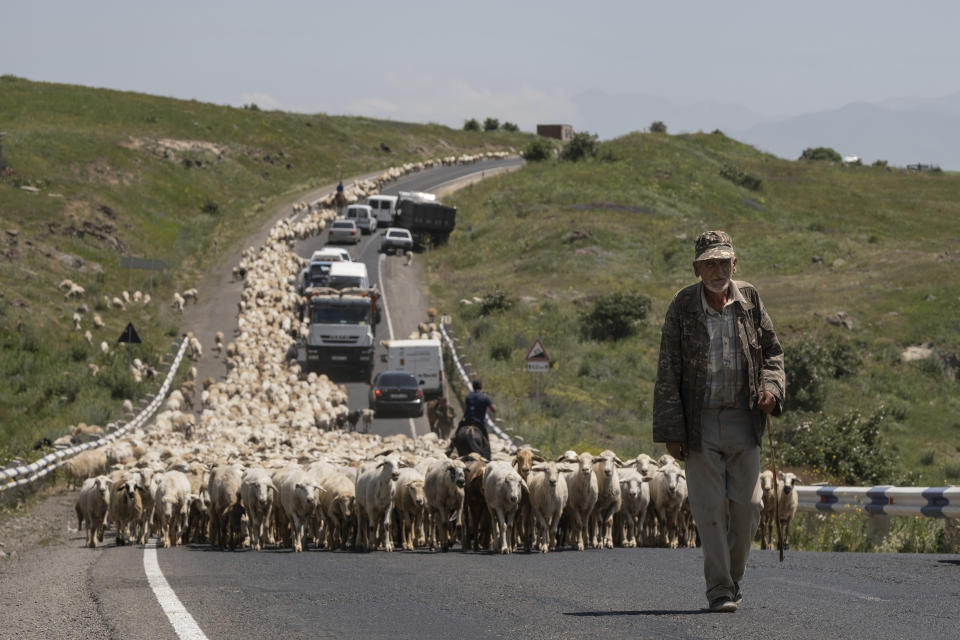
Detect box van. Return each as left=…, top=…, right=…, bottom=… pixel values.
left=386, top=339, right=443, bottom=398
left=367, top=195, right=398, bottom=224
left=345, top=204, right=377, bottom=234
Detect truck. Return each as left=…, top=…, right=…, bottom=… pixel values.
left=394, top=191, right=456, bottom=248
left=386, top=338, right=444, bottom=399
left=303, top=286, right=379, bottom=379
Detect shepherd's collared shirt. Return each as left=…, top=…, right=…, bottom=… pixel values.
left=701, top=284, right=749, bottom=409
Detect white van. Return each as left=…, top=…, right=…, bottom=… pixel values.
left=367, top=195, right=398, bottom=224
left=386, top=339, right=443, bottom=398
left=345, top=204, right=377, bottom=234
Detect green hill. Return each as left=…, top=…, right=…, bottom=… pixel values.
left=0, top=76, right=523, bottom=461
left=427, top=131, right=960, bottom=486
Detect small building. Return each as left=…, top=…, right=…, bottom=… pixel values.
left=536, top=124, right=573, bottom=141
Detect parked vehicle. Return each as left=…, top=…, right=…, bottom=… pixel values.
left=328, top=219, right=361, bottom=244
left=386, top=339, right=443, bottom=399
left=367, top=195, right=398, bottom=224
left=298, top=248, right=352, bottom=293
left=369, top=370, right=424, bottom=417
left=346, top=204, right=377, bottom=234
left=394, top=192, right=456, bottom=248
left=379, top=228, right=414, bottom=255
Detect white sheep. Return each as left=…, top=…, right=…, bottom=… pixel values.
left=560, top=452, right=598, bottom=551
left=392, top=467, right=427, bottom=551
left=759, top=469, right=777, bottom=550
left=616, top=467, right=651, bottom=548
left=591, top=450, right=623, bottom=549
left=526, top=461, right=572, bottom=553
left=109, top=470, right=145, bottom=546
left=63, top=449, right=108, bottom=488
left=278, top=467, right=325, bottom=552
left=355, top=453, right=402, bottom=552
left=649, top=461, right=687, bottom=549
left=77, top=475, right=112, bottom=548
left=64, top=283, right=86, bottom=299
left=315, top=469, right=357, bottom=550
left=483, top=460, right=528, bottom=554
left=155, top=470, right=192, bottom=549
left=423, top=458, right=466, bottom=551
left=208, top=464, right=245, bottom=550
left=92, top=313, right=104, bottom=329
left=240, top=468, right=277, bottom=551
left=777, top=471, right=800, bottom=546
left=182, top=288, right=198, bottom=304
left=172, top=292, right=185, bottom=313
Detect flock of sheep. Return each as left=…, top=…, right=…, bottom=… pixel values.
left=64, top=148, right=799, bottom=556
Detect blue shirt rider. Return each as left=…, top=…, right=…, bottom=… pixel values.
left=464, top=379, right=496, bottom=427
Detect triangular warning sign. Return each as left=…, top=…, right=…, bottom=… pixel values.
left=525, top=338, right=549, bottom=362
left=118, top=323, right=142, bottom=344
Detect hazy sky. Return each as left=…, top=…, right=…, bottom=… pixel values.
left=4, top=0, right=959, bottom=136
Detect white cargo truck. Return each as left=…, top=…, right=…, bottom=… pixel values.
left=386, top=339, right=443, bottom=399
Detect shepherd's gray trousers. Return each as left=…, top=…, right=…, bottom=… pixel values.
left=686, top=408, right=762, bottom=603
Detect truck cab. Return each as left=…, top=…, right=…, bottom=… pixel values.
left=303, top=287, right=379, bottom=379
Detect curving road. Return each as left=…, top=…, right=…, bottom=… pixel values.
left=5, top=158, right=958, bottom=640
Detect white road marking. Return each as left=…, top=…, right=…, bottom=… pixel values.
left=377, top=253, right=417, bottom=440
left=143, top=539, right=210, bottom=640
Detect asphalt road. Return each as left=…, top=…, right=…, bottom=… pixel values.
left=5, top=158, right=959, bottom=640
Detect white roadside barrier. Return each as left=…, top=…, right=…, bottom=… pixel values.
left=438, top=321, right=516, bottom=454
left=797, top=485, right=960, bottom=518
left=0, top=337, right=190, bottom=493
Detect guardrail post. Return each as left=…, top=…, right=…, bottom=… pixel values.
left=867, top=513, right=891, bottom=545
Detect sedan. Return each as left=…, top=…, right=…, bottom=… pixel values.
left=380, top=227, right=414, bottom=255
left=369, top=370, right=424, bottom=417
left=328, top=219, right=362, bottom=244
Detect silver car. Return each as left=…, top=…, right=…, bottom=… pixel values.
left=328, top=219, right=362, bottom=244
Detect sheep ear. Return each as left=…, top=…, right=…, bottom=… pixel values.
left=296, top=482, right=304, bottom=491
left=511, top=458, right=519, bottom=469
left=530, top=464, right=546, bottom=473
left=613, top=456, right=624, bottom=466
left=376, top=461, right=385, bottom=469
left=532, top=455, right=545, bottom=462
left=554, top=455, right=568, bottom=462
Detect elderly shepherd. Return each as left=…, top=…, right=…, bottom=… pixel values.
left=653, top=230, right=785, bottom=613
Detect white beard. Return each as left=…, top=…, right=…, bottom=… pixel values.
left=703, top=277, right=731, bottom=294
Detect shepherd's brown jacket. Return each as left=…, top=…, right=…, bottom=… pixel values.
left=652, top=280, right=785, bottom=451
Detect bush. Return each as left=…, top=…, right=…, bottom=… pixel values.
left=502, top=122, right=519, bottom=132
left=779, top=406, right=902, bottom=485
left=649, top=121, right=667, bottom=133
left=719, top=165, right=763, bottom=191
left=580, top=292, right=651, bottom=342
left=800, top=147, right=842, bottom=162
left=483, top=118, right=500, bottom=132
left=201, top=200, right=220, bottom=215
left=784, top=336, right=862, bottom=413
left=480, top=289, right=514, bottom=316
left=463, top=118, right=481, bottom=132
left=522, top=137, right=553, bottom=162
left=490, top=340, right=512, bottom=361
left=560, top=132, right=598, bottom=162
left=872, top=159, right=888, bottom=168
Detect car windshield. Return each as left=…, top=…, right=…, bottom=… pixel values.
left=310, top=303, right=369, bottom=324
left=377, top=372, right=417, bottom=387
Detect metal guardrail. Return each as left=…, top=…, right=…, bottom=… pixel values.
left=0, top=337, right=190, bottom=492
left=797, top=485, right=960, bottom=518
left=438, top=321, right=516, bottom=454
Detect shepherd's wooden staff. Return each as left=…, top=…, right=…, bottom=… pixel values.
left=766, top=412, right=785, bottom=562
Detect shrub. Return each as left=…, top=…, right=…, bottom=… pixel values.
left=201, top=200, right=220, bottom=215
left=463, top=118, right=481, bottom=132
left=784, top=336, right=862, bottom=413
left=778, top=406, right=902, bottom=485
left=580, top=292, right=651, bottom=342
left=560, top=132, right=598, bottom=162
left=872, top=160, right=888, bottom=168
left=483, top=118, right=500, bottom=132
left=719, top=165, right=763, bottom=191
left=243, top=103, right=260, bottom=111
left=490, top=340, right=512, bottom=361
left=480, top=289, right=514, bottom=316
left=523, top=137, right=553, bottom=162
left=649, top=121, right=667, bottom=133
left=502, top=122, right=519, bottom=132
left=800, top=147, right=842, bottom=162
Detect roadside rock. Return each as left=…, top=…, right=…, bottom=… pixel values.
left=825, top=311, right=858, bottom=330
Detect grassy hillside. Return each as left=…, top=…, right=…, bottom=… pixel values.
left=426, top=131, right=960, bottom=485
left=0, top=76, right=524, bottom=462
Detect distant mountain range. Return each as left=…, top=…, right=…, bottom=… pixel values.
left=572, top=90, right=960, bottom=170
